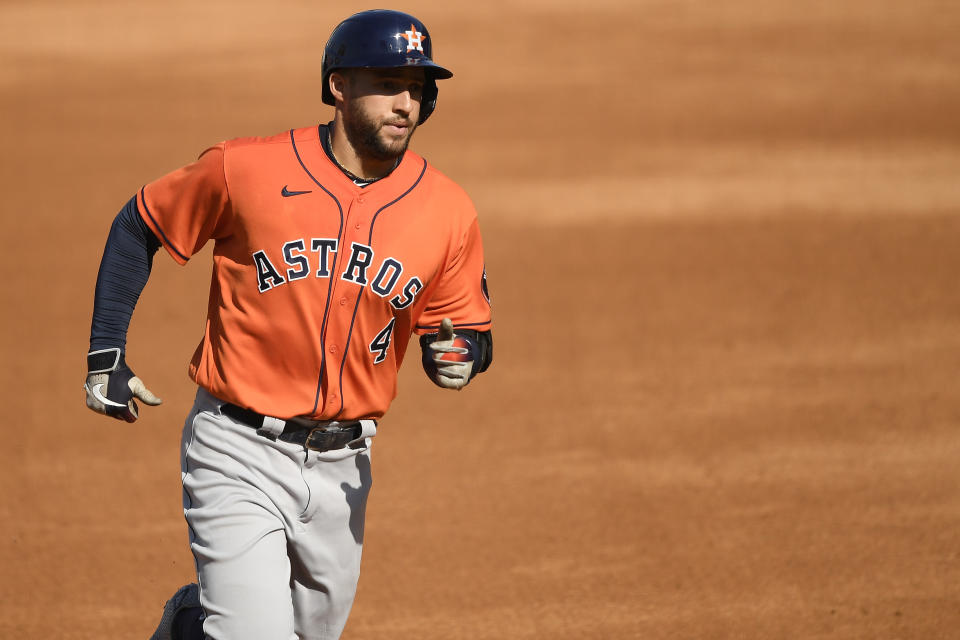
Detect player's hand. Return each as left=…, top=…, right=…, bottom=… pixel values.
left=423, top=318, right=476, bottom=391
left=83, top=348, right=162, bottom=422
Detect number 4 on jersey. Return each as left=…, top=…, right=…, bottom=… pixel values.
left=369, top=317, right=396, bottom=364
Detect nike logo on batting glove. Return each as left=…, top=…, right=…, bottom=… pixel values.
left=84, top=348, right=162, bottom=422
left=86, top=382, right=127, bottom=408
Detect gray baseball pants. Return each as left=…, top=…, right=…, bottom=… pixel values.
left=180, top=388, right=375, bottom=640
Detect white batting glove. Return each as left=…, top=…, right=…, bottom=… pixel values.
left=424, top=318, right=476, bottom=390
left=84, top=348, right=162, bottom=423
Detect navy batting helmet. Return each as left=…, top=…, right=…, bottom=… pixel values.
left=321, top=10, right=453, bottom=124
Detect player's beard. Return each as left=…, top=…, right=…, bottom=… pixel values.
left=343, top=101, right=417, bottom=163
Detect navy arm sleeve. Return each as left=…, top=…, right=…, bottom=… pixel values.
left=88, top=196, right=162, bottom=352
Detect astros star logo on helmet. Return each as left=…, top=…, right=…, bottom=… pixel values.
left=401, top=24, right=426, bottom=52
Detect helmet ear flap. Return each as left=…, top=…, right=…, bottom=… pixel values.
left=419, top=78, right=439, bottom=124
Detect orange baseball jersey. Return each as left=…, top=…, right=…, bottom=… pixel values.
left=137, top=125, right=491, bottom=421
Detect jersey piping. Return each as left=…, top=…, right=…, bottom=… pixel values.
left=415, top=320, right=492, bottom=331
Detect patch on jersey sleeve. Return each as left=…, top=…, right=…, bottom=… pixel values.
left=481, top=266, right=491, bottom=306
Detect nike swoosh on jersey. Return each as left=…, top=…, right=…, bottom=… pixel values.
left=86, top=382, right=128, bottom=408
left=281, top=185, right=312, bottom=197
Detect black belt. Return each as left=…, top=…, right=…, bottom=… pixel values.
left=221, top=403, right=366, bottom=452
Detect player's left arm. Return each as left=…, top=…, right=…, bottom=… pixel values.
left=419, top=318, right=492, bottom=390
left=417, top=216, right=493, bottom=390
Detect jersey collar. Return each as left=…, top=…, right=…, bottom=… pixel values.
left=310, top=123, right=423, bottom=196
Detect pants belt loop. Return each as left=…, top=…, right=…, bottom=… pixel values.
left=256, top=415, right=287, bottom=440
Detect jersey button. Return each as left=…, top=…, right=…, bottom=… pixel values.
left=339, top=297, right=347, bottom=306
left=329, top=345, right=338, bottom=354
left=354, top=223, right=361, bottom=230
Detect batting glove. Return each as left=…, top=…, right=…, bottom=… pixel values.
left=421, top=318, right=477, bottom=391
left=84, top=348, right=162, bottom=422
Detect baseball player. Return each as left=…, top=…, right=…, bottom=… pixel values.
left=82, top=10, right=492, bottom=640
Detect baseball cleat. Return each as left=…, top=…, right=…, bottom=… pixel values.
left=149, top=583, right=201, bottom=640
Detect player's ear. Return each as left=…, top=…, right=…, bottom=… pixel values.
left=329, top=71, right=348, bottom=103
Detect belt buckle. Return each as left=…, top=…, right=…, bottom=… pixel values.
left=304, top=423, right=349, bottom=452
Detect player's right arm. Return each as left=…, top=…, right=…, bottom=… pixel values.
left=84, top=196, right=164, bottom=422
left=84, top=144, right=232, bottom=422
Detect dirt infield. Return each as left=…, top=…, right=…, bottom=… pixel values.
left=2, top=1, right=959, bottom=638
